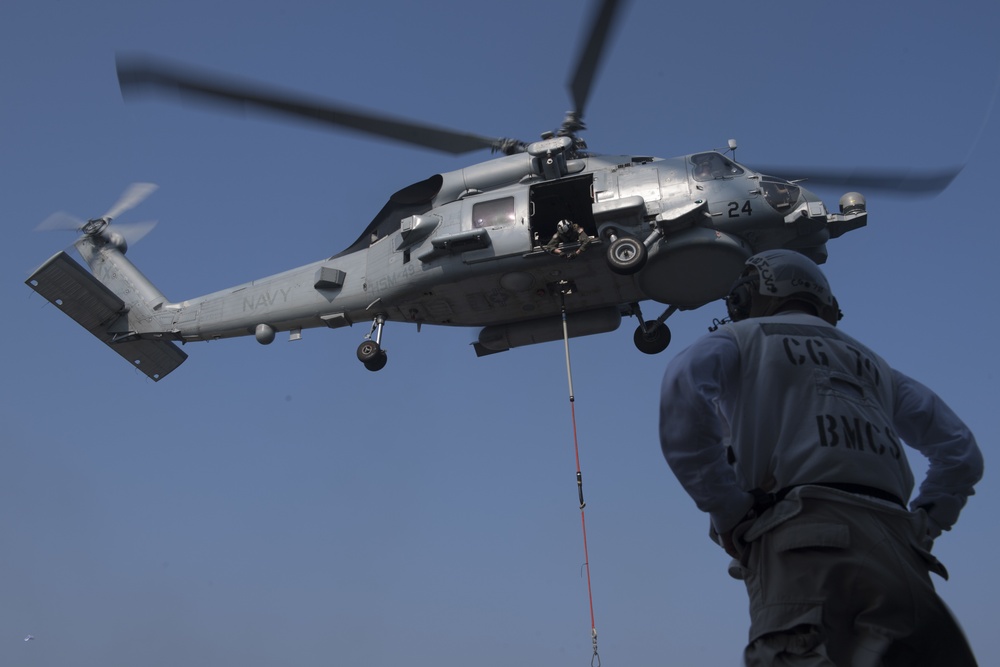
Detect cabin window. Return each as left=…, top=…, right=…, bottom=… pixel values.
left=690, top=152, right=744, bottom=181
left=472, top=197, right=516, bottom=228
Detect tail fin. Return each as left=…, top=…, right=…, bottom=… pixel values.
left=26, top=245, right=187, bottom=381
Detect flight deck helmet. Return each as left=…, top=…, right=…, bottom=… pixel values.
left=725, top=249, right=840, bottom=325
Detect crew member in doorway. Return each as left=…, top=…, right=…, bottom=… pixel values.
left=545, top=219, right=593, bottom=258
left=659, top=249, right=983, bottom=666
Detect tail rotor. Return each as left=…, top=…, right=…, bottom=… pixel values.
left=36, top=182, right=159, bottom=252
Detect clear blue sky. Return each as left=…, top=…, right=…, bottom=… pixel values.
left=3, top=1, right=998, bottom=665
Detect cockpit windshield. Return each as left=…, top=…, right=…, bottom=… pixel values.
left=690, top=152, right=744, bottom=181
left=332, top=173, right=443, bottom=258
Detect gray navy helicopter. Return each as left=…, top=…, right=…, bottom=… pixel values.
left=26, top=0, right=957, bottom=380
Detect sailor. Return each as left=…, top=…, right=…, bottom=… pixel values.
left=659, top=249, right=983, bottom=665
left=545, top=219, right=593, bottom=258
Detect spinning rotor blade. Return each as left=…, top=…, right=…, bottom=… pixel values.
left=36, top=182, right=159, bottom=247
left=104, top=182, right=158, bottom=221
left=758, top=166, right=962, bottom=195
left=117, top=55, right=519, bottom=155
left=35, top=213, right=158, bottom=246
left=36, top=211, right=85, bottom=232
left=567, top=0, right=626, bottom=125
left=111, top=220, right=159, bottom=246
left=37, top=182, right=159, bottom=232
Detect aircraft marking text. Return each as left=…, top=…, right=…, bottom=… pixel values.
left=728, top=201, right=753, bottom=218
left=243, top=287, right=292, bottom=311
left=371, top=262, right=417, bottom=294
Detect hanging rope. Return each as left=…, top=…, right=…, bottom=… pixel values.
left=559, top=287, right=601, bottom=667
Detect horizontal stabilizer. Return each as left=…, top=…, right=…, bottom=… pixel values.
left=26, top=251, right=187, bottom=381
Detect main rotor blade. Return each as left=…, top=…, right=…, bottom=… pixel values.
left=117, top=55, right=514, bottom=155
left=568, top=0, right=626, bottom=120
left=757, top=166, right=962, bottom=195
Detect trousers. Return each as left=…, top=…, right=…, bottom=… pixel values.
left=735, top=486, right=976, bottom=666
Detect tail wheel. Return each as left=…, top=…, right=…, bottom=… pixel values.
left=606, top=236, right=647, bottom=275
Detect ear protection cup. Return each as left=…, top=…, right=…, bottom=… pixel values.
left=821, top=296, right=843, bottom=326
left=726, top=276, right=757, bottom=322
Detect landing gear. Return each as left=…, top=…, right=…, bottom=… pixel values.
left=634, top=320, right=671, bottom=354
left=358, top=313, right=388, bottom=371
left=357, top=340, right=387, bottom=371
left=630, top=304, right=678, bottom=355
left=606, top=235, right=647, bottom=275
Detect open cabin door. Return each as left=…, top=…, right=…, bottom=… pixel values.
left=529, top=174, right=596, bottom=248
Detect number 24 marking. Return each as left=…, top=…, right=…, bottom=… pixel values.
left=728, top=201, right=752, bottom=217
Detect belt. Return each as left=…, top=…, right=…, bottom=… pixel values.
left=752, top=483, right=906, bottom=512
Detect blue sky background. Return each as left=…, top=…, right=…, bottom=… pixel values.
left=3, top=1, right=998, bottom=665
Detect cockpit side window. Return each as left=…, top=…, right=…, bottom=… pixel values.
left=472, top=197, right=516, bottom=228
left=691, top=152, right=744, bottom=181
left=760, top=177, right=801, bottom=211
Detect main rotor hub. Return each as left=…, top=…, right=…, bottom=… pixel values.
left=558, top=110, right=587, bottom=137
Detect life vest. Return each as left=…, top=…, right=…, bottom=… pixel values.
left=724, top=311, right=915, bottom=501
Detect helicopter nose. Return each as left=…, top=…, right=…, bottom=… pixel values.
left=796, top=186, right=830, bottom=219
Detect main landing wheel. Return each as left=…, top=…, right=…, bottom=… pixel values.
left=606, top=236, right=647, bottom=275
left=633, top=321, right=671, bottom=354
left=357, top=340, right=388, bottom=371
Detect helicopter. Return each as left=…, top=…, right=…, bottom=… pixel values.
left=25, top=0, right=958, bottom=381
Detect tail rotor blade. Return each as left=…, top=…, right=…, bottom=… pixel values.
left=103, top=182, right=158, bottom=221
left=117, top=220, right=159, bottom=246
left=36, top=211, right=85, bottom=232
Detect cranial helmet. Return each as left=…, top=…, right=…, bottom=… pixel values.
left=557, top=219, right=572, bottom=234
left=726, top=249, right=840, bottom=325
